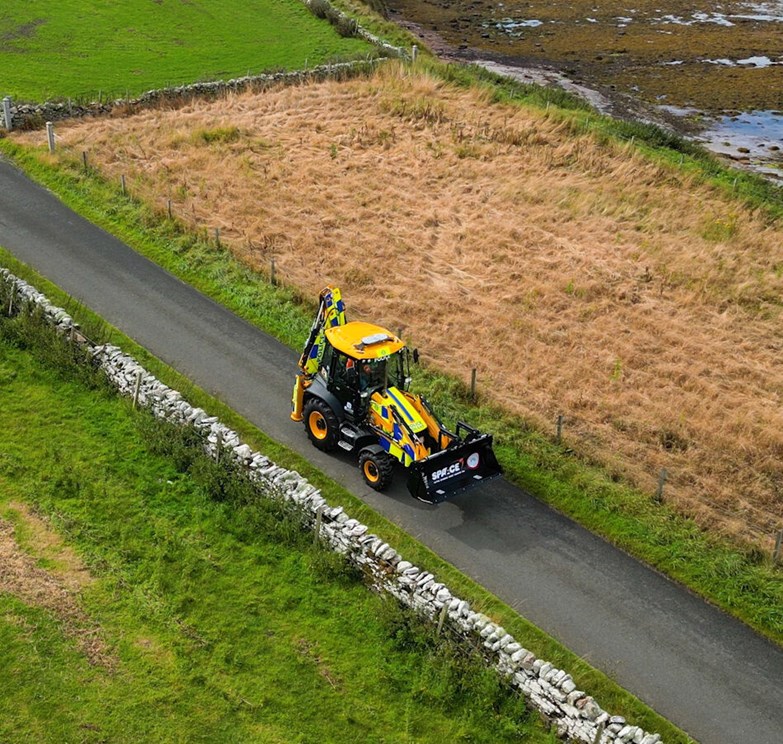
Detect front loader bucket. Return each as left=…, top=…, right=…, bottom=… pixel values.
left=406, top=433, right=503, bottom=504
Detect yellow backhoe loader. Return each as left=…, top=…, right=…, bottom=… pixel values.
left=291, top=287, right=502, bottom=503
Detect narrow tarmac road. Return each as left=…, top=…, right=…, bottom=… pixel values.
left=1, top=158, right=781, bottom=743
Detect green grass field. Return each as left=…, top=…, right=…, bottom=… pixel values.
left=0, top=311, right=563, bottom=743
left=0, top=0, right=373, bottom=102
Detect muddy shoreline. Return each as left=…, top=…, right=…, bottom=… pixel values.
left=389, top=8, right=783, bottom=180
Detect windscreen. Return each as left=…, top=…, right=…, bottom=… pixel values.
left=358, top=350, right=408, bottom=393
left=385, top=350, right=408, bottom=390
left=359, top=359, right=386, bottom=393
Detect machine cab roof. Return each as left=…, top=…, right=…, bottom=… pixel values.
left=325, top=321, right=404, bottom=361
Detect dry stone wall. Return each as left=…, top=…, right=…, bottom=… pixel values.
left=300, top=0, right=409, bottom=58
left=2, top=60, right=385, bottom=131
left=0, top=267, right=663, bottom=744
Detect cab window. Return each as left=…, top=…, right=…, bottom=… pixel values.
left=319, top=342, right=334, bottom=381
left=359, top=359, right=386, bottom=392
left=386, top=351, right=405, bottom=388
left=333, top=352, right=357, bottom=386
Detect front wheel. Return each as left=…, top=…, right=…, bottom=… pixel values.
left=304, top=398, right=339, bottom=452
left=359, top=448, right=395, bottom=491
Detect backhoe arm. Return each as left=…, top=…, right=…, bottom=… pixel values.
left=297, top=286, right=346, bottom=374
left=291, top=286, right=345, bottom=421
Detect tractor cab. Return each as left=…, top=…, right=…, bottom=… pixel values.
left=320, top=322, right=409, bottom=418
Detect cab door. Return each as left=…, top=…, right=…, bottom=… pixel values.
left=328, top=351, right=361, bottom=419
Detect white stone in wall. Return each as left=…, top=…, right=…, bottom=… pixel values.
left=471, top=613, right=491, bottom=630
left=568, top=689, right=587, bottom=706
left=233, top=444, right=253, bottom=460
left=379, top=546, right=399, bottom=563
left=521, top=651, right=538, bottom=670
left=578, top=696, right=604, bottom=720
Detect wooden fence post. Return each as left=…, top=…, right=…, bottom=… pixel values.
left=270, top=257, right=276, bottom=286
left=470, top=368, right=477, bottom=401
left=592, top=721, right=606, bottom=744
left=46, top=122, right=55, bottom=153
left=655, top=468, right=668, bottom=503
left=121, top=174, right=126, bottom=195
left=132, top=370, right=142, bottom=409
left=314, top=505, right=324, bottom=545
left=2, top=96, right=12, bottom=131
left=773, top=529, right=783, bottom=564
left=167, top=199, right=172, bottom=220
left=436, top=603, right=448, bottom=635
left=556, top=414, right=564, bottom=443
left=82, top=151, right=88, bottom=170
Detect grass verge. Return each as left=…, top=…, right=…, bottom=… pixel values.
left=0, top=254, right=693, bottom=742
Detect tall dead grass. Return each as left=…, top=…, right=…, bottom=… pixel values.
left=24, top=64, right=783, bottom=547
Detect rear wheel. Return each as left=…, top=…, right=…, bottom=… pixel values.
left=359, top=449, right=395, bottom=491
left=304, top=398, right=339, bottom=452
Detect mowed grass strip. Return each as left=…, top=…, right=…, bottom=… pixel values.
left=0, top=318, right=558, bottom=743
left=0, top=0, right=373, bottom=102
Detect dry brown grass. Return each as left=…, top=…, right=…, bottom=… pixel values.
left=0, top=505, right=113, bottom=667
left=19, top=64, right=783, bottom=547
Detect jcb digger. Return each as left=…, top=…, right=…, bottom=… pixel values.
left=291, top=286, right=502, bottom=503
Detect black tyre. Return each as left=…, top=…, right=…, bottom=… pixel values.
left=303, top=397, right=339, bottom=452
left=359, top=448, right=395, bottom=491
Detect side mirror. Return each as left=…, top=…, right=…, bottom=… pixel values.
left=412, top=349, right=420, bottom=364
